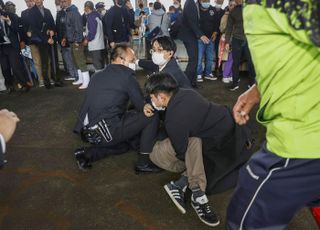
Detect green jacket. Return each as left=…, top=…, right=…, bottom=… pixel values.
left=243, top=2, right=320, bottom=158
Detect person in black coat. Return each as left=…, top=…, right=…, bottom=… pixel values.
left=0, top=4, right=31, bottom=92
left=144, top=72, right=253, bottom=226
left=26, top=0, right=56, bottom=89
left=178, top=0, right=209, bottom=88
left=104, top=0, right=135, bottom=48
left=137, top=36, right=191, bottom=88
left=73, top=44, right=160, bottom=173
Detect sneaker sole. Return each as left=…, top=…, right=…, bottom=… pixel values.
left=197, top=79, right=203, bottom=82
left=229, top=86, right=239, bottom=91
left=191, top=202, right=220, bottom=227
left=164, top=185, right=186, bottom=214
left=204, top=77, right=217, bottom=81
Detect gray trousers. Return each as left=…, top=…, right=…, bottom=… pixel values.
left=90, top=50, right=105, bottom=71
left=61, top=47, right=78, bottom=78
left=150, top=137, right=207, bottom=191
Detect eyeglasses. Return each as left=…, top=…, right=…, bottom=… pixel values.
left=149, top=49, right=167, bottom=54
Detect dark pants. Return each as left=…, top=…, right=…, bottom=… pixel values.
left=85, top=111, right=159, bottom=162
left=90, top=50, right=105, bottom=71
left=231, top=37, right=256, bottom=85
left=0, top=45, right=28, bottom=87
left=227, top=145, right=320, bottom=229
left=36, top=43, right=50, bottom=86
left=183, top=39, right=198, bottom=86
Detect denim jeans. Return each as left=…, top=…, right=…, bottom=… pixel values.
left=197, top=40, right=215, bottom=76
left=61, top=47, right=78, bottom=78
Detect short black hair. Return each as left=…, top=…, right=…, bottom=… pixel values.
left=154, top=2, right=162, bottom=10
left=110, top=43, right=130, bottom=62
left=151, top=36, right=177, bottom=54
left=144, top=73, right=178, bottom=96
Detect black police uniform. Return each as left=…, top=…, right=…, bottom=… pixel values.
left=74, top=64, right=159, bottom=162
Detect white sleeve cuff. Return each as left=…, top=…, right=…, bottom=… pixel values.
left=0, top=134, right=6, bottom=154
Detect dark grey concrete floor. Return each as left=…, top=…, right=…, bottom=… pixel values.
left=0, top=71, right=317, bottom=230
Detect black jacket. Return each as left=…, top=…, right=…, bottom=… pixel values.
left=105, top=5, right=135, bottom=43
left=27, top=5, right=55, bottom=44
left=178, top=0, right=204, bottom=42
left=165, top=89, right=252, bottom=194
left=0, top=13, right=21, bottom=50
left=74, top=64, right=145, bottom=133
left=20, top=9, right=31, bottom=44
left=138, top=58, right=191, bottom=88
left=56, top=9, right=67, bottom=45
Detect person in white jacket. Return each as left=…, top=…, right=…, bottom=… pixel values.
left=84, top=1, right=105, bottom=72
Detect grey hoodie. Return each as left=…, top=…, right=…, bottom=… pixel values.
left=147, top=9, right=170, bottom=37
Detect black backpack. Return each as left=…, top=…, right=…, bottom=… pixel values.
left=169, top=14, right=183, bottom=39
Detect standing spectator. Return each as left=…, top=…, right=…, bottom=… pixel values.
left=105, top=0, right=135, bottom=49
left=95, top=2, right=107, bottom=18
left=27, top=0, right=56, bottom=89
left=178, top=0, right=209, bottom=88
left=225, top=0, right=255, bottom=91
left=196, top=0, right=219, bottom=83
left=212, top=0, right=225, bottom=77
left=83, top=1, right=105, bottom=72
left=170, top=0, right=182, bottom=23
left=56, top=0, right=78, bottom=81
left=0, top=1, right=32, bottom=92
left=147, top=2, right=170, bottom=38
left=64, top=0, right=90, bottom=89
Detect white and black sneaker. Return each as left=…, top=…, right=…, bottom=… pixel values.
left=204, top=74, right=218, bottom=81
left=164, top=181, right=186, bottom=214
left=74, top=148, right=92, bottom=171
left=191, top=194, right=220, bottom=227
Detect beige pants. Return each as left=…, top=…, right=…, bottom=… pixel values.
left=150, top=137, right=207, bottom=191
left=30, top=44, right=52, bottom=82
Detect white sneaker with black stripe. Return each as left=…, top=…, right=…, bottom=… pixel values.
left=164, top=181, right=186, bottom=214
left=191, top=194, right=220, bottom=227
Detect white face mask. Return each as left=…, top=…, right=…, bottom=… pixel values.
left=152, top=52, right=168, bottom=66
left=151, top=100, right=166, bottom=111
left=56, top=5, right=61, bottom=11
left=128, top=63, right=136, bottom=71
left=215, top=4, right=222, bottom=9
left=173, top=3, right=180, bottom=9
left=101, top=9, right=107, bottom=16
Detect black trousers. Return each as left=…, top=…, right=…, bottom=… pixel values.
left=0, top=44, right=29, bottom=87
left=231, top=37, right=256, bottom=85
left=183, top=39, right=198, bottom=85
left=85, top=111, right=159, bottom=162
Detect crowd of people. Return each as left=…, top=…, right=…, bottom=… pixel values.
left=1, top=0, right=319, bottom=229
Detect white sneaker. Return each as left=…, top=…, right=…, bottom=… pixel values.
left=197, top=75, right=203, bottom=82
left=222, top=77, right=231, bottom=83
left=79, top=71, right=90, bottom=89
left=73, top=70, right=83, bottom=85
left=204, top=74, right=217, bottom=81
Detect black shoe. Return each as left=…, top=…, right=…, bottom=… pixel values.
left=45, top=84, right=53, bottom=89
left=191, top=194, right=220, bottom=227
left=74, top=148, right=92, bottom=171
left=54, top=81, right=64, bottom=87
left=228, top=83, right=239, bottom=91
left=134, top=162, right=162, bottom=174
left=164, top=181, right=186, bottom=214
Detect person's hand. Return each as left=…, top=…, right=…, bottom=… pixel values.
left=211, top=33, right=217, bottom=41
left=110, top=42, right=115, bottom=48
left=1, top=15, right=10, bottom=22
left=233, top=84, right=260, bottom=125
left=0, top=109, right=20, bottom=143
left=61, top=38, right=66, bottom=47
left=48, top=37, right=54, bottom=45
left=82, top=38, right=88, bottom=46
left=20, top=41, right=26, bottom=50
left=143, top=103, right=154, bottom=117
left=27, top=32, right=32, bottom=38
left=200, top=35, right=210, bottom=44
left=225, top=43, right=230, bottom=51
